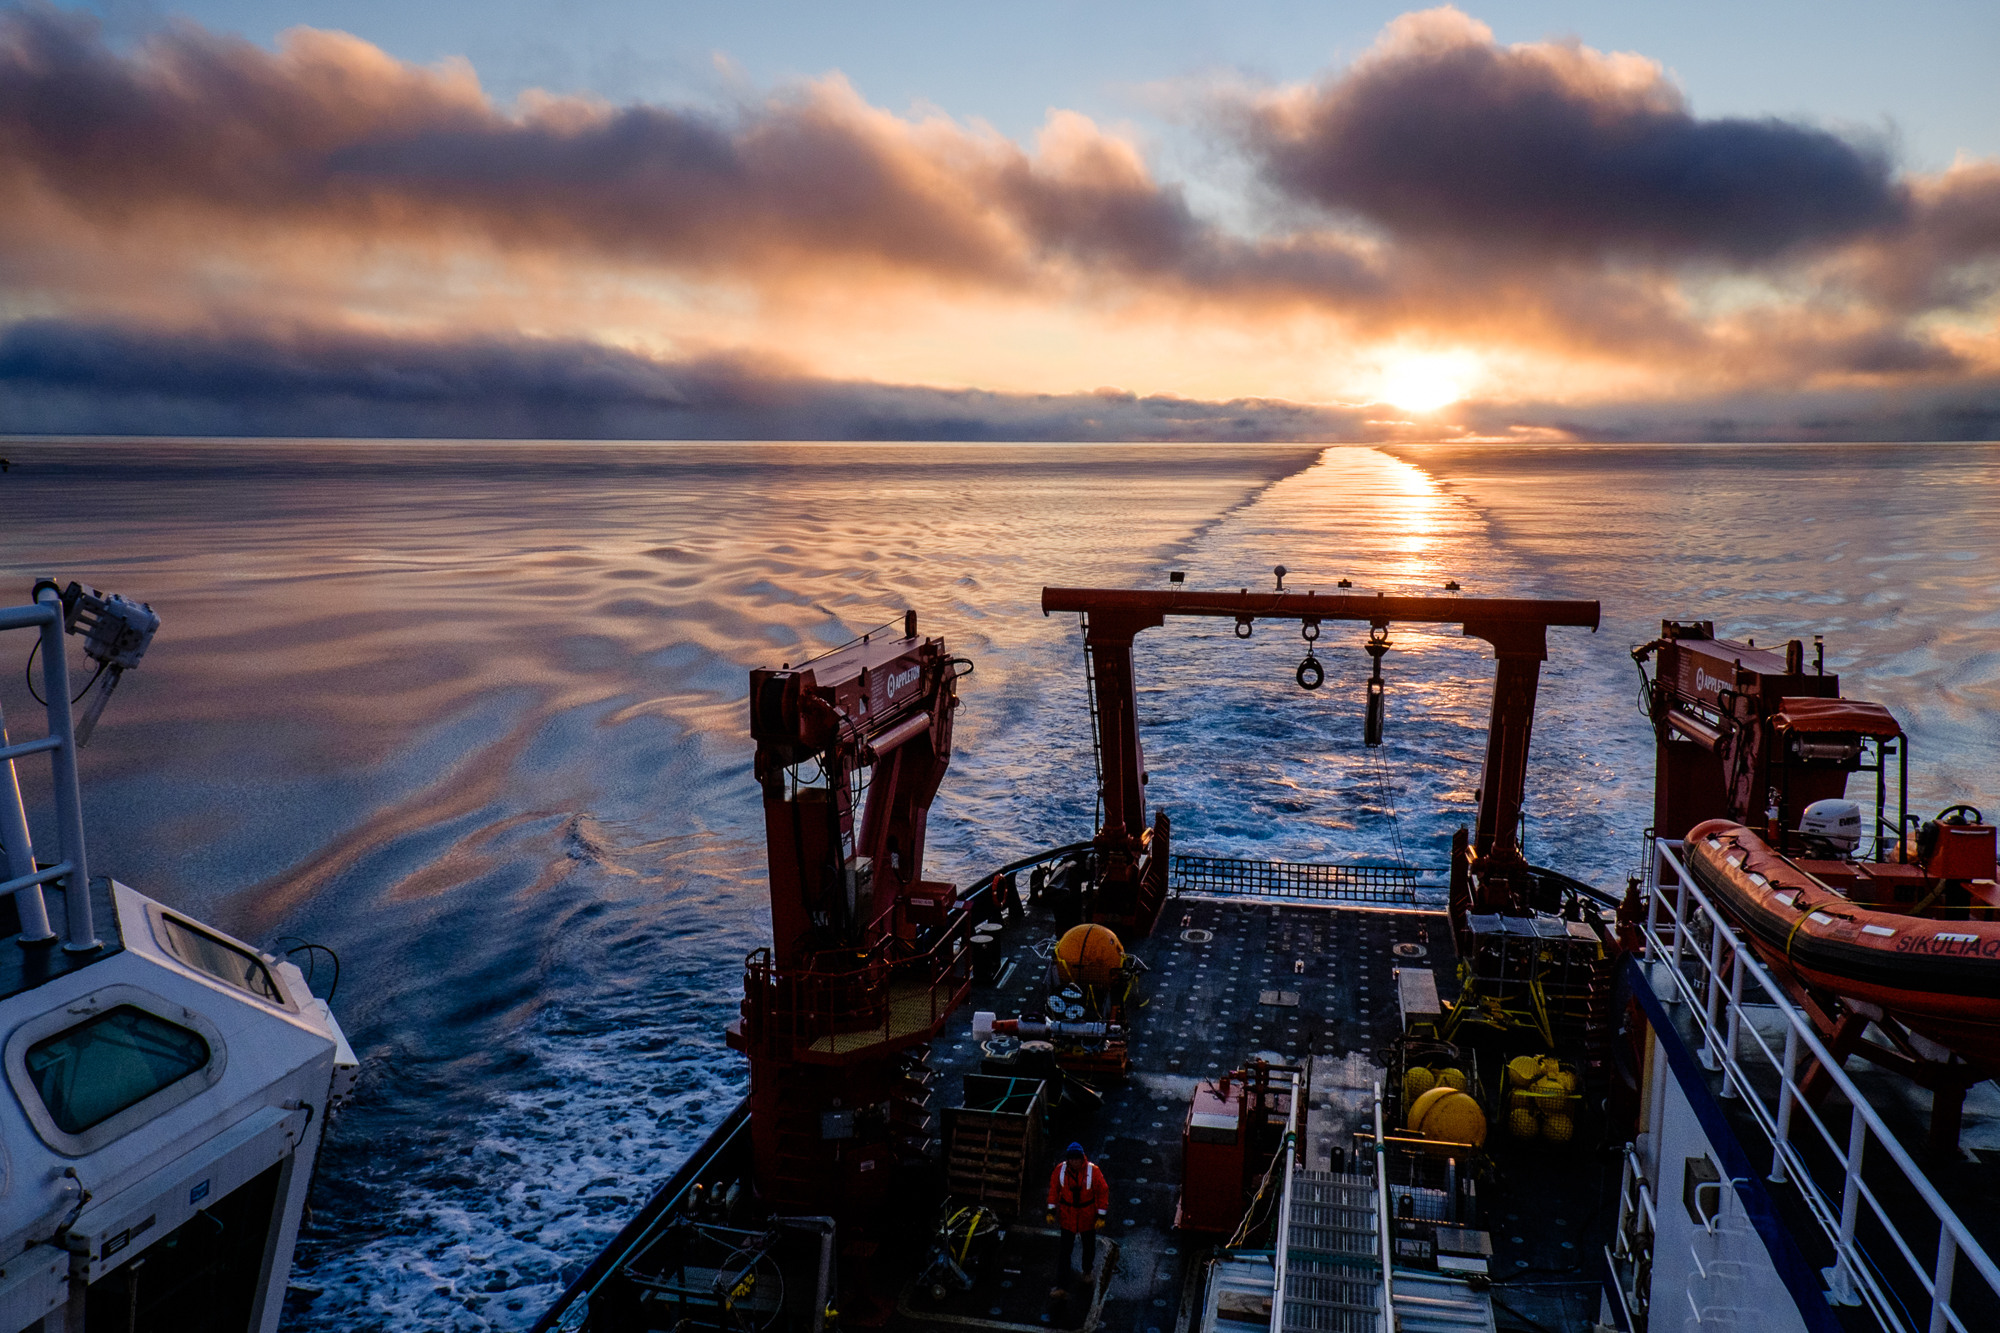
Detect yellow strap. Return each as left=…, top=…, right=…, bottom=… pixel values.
left=1782, top=898, right=1847, bottom=958
left=1782, top=910, right=1810, bottom=959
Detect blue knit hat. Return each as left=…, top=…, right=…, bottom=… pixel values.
left=1066, top=1142, right=1085, bottom=1155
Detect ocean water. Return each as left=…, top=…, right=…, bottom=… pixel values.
left=0, top=439, right=1993, bottom=1329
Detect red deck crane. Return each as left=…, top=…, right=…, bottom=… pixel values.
left=727, top=613, right=974, bottom=1225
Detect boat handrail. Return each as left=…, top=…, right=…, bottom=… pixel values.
left=0, top=590, right=94, bottom=950
left=1645, top=836, right=2000, bottom=1333
left=1604, top=1143, right=1657, bottom=1330
left=741, top=923, right=973, bottom=1056
left=1371, top=1080, right=1393, bottom=1333
left=1269, top=1069, right=1304, bottom=1332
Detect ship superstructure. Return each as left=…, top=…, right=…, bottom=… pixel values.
left=0, top=580, right=355, bottom=1333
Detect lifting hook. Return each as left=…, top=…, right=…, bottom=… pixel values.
left=1363, top=624, right=1391, bottom=746
left=1296, top=618, right=1323, bottom=690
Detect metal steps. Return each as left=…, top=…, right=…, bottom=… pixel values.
left=1283, top=1172, right=1381, bottom=1333
left=1278, top=1171, right=1496, bottom=1333
left=1287, top=1171, right=1378, bottom=1265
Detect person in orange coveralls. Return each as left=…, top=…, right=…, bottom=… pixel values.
left=1046, top=1142, right=1109, bottom=1296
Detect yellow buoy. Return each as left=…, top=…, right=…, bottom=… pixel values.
left=1410, top=1088, right=1486, bottom=1147
left=1054, top=924, right=1126, bottom=988
left=1403, top=1066, right=1437, bottom=1104
left=1507, top=1089, right=1535, bottom=1113
left=1531, top=1075, right=1565, bottom=1103
left=1556, top=1069, right=1580, bottom=1094
left=1506, top=1055, right=1542, bottom=1088
left=1437, top=1067, right=1468, bottom=1092
left=1508, top=1108, right=1539, bottom=1138
left=1408, top=1085, right=1454, bottom=1130
left=1540, top=1056, right=1562, bottom=1080
left=1543, top=1112, right=1575, bottom=1143
left=1428, top=1093, right=1488, bottom=1147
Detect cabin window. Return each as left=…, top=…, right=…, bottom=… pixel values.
left=25, top=1006, right=211, bottom=1134
left=154, top=914, right=282, bottom=1003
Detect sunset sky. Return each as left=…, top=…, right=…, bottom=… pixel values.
left=4, top=0, right=1998, bottom=440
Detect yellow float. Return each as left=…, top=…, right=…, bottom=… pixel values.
left=1408, top=1086, right=1487, bottom=1146
left=1053, top=923, right=1125, bottom=987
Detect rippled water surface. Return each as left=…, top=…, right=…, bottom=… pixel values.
left=0, top=439, right=1993, bottom=1329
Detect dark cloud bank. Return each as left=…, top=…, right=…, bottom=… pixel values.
left=0, top=320, right=1367, bottom=441
left=4, top=320, right=1994, bottom=443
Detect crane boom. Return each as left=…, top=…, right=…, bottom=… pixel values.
left=731, top=613, right=974, bottom=1231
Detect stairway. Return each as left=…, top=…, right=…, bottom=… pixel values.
left=1279, top=1171, right=1496, bottom=1333
left=888, top=1044, right=937, bottom=1159
left=1283, top=1172, right=1381, bottom=1333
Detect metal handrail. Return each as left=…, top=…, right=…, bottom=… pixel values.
left=788, top=615, right=913, bottom=671
left=742, top=914, right=973, bottom=1054
left=0, top=590, right=93, bottom=949
left=1605, top=1144, right=1655, bottom=1331
left=1644, top=836, right=2000, bottom=1333
left=1371, top=1080, right=1393, bottom=1332
left=1271, top=1070, right=1303, bottom=1331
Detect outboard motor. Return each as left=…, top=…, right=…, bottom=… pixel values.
left=1798, top=797, right=1864, bottom=857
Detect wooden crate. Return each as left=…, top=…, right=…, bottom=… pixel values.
left=943, top=1075, right=1047, bottom=1218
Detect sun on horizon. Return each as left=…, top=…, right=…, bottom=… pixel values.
left=1376, top=352, right=1477, bottom=415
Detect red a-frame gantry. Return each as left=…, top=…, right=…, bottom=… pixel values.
left=1039, top=585, right=1601, bottom=935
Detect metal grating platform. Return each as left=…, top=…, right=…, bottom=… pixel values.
left=1167, top=856, right=1432, bottom=906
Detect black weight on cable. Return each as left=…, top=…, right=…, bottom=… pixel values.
left=1363, top=624, right=1392, bottom=746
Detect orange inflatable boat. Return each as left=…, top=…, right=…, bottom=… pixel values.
left=1684, top=818, right=2000, bottom=1065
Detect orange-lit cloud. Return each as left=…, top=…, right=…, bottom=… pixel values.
left=0, top=5, right=1996, bottom=439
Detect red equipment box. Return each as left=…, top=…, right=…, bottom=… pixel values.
left=903, top=879, right=959, bottom=928
left=1928, top=825, right=1997, bottom=882
left=1177, top=1078, right=1248, bottom=1234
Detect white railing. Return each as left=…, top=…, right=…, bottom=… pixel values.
left=0, top=589, right=96, bottom=950
left=1272, top=1071, right=1302, bottom=1328
left=1371, top=1080, right=1393, bottom=1332
left=1605, top=1143, right=1656, bottom=1330
left=1644, top=836, right=2000, bottom=1333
